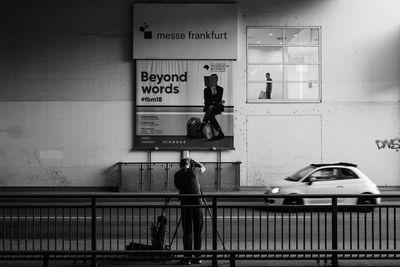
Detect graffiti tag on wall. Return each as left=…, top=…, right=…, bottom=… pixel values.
left=375, top=138, right=400, bottom=151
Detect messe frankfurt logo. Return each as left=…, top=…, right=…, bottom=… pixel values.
left=139, top=23, right=228, bottom=41
left=139, top=23, right=152, bottom=39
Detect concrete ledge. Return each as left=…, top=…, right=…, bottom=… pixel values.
left=0, top=186, right=119, bottom=192
left=378, top=186, right=400, bottom=191
left=0, top=185, right=398, bottom=194
left=238, top=186, right=265, bottom=192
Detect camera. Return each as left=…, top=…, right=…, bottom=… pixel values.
left=190, top=159, right=201, bottom=168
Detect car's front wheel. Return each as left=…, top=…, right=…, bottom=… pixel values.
left=283, top=196, right=304, bottom=206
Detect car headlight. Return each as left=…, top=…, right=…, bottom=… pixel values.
left=271, top=187, right=280, bottom=194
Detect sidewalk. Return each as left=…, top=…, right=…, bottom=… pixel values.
left=2, top=258, right=400, bottom=267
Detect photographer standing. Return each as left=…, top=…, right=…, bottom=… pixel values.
left=174, top=158, right=206, bottom=265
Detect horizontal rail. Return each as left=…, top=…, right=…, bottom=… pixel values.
left=1, top=249, right=399, bottom=256
left=0, top=193, right=399, bottom=198
left=118, top=161, right=242, bottom=165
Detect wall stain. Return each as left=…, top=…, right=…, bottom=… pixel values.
left=0, top=174, right=12, bottom=186
left=47, top=168, right=72, bottom=186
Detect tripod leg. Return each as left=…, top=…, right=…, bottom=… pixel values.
left=168, top=216, right=182, bottom=249
left=202, top=197, right=227, bottom=251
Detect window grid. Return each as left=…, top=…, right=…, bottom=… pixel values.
left=247, top=26, right=321, bottom=102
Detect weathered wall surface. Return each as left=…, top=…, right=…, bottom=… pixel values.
left=0, top=0, right=399, bottom=188
left=233, top=0, right=400, bottom=186
left=0, top=0, right=139, bottom=187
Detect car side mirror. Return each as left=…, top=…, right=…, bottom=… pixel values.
left=307, top=177, right=316, bottom=185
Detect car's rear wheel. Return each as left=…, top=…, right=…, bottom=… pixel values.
left=357, top=194, right=376, bottom=212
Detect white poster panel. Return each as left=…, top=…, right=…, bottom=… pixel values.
left=133, top=4, right=237, bottom=59
left=135, top=60, right=234, bottom=150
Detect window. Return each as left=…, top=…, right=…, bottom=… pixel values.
left=308, top=168, right=339, bottom=182
left=247, top=27, right=321, bottom=102
left=340, top=168, right=359, bottom=179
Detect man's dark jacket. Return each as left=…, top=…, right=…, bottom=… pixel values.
left=174, top=168, right=202, bottom=205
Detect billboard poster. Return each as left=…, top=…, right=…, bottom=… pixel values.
left=135, top=60, right=234, bottom=150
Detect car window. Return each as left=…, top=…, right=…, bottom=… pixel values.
left=286, top=165, right=316, bottom=181
left=339, top=168, right=359, bottom=179
left=308, top=168, right=339, bottom=182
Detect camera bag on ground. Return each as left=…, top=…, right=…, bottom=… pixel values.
left=126, top=199, right=169, bottom=258
left=151, top=213, right=167, bottom=250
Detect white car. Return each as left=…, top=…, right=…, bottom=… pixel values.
left=264, top=163, right=381, bottom=207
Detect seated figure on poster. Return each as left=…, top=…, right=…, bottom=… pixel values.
left=198, top=74, right=225, bottom=140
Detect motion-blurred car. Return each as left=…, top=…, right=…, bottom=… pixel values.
left=264, top=162, right=381, bottom=207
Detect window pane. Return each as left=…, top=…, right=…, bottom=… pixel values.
left=285, top=28, right=319, bottom=45
left=341, top=168, right=359, bottom=179
left=248, top=65, right=282, bottom=82
left=284, top=83, right=319, bottom=100
left=248, top=82, right=283, bottom=100
left=248, top=46, right=283, bottom=64
left=284, top=65, right=319, bottom=81
left=311, top=168, right=338, bottom=181
left=247, top=28, right=283, bottom=45
left=285, top=47, right=319, bottom=64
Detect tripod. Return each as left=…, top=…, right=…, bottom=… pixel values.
left=167, top=192, right=227, bottom=251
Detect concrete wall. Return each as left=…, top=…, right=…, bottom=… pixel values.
left=0, top=0, right=138, bottom=187
left=234, top=0, right=400, bottom=187
left=0, top=0, right=399, bottom=189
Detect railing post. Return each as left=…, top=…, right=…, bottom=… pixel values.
left=332, top=196, right=338, bottom=267
left=212, top=196, right=218, bottom=267
left=148, top=151, right=152, bottom=191
left=91, top=197, right=97, bottom=267
left=229, top=253, right=235, bottom=267
left=139, top=163, right=144, bottom=192
left=118, top=162, right=122, bottom=190
left=234, top=162, right=241, bottom=191
left=165, top=163, right=170, bottom=191
left=216, top=150, right=222, bottom=191
left=43, top=253, right=49, bottom=267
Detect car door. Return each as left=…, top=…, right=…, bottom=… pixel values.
left=335, top=167, right=361, bottom=204
left=303, top=168, right=345, bottom=204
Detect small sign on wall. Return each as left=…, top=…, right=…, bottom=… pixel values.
left=133, top=4, right=238, bottom=60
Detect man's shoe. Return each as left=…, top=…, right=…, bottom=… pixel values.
left=191, top=258, right=202, bottom=264
left=177, top=259, right=191, bottom=265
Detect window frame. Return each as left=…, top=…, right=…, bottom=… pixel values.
left=246, top=26, right=322, bottom=103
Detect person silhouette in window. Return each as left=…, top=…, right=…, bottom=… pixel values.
left=266, top=72, right=272, bottom=99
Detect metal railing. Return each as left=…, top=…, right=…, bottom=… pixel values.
left=118, top=161, right=241, bottom=192
left=0, top=193, right=399, bottom=267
